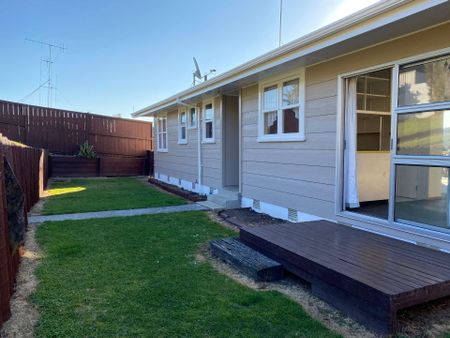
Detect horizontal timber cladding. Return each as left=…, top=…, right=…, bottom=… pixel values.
left=154, top=96, right=222, bottom=189
left=0, top=100, right=152, bottom=157
left=240, top=23, right=450, bottom=221
left=49, top=155, right=151, bottom=177
left=240, top=81, right=337, bottom=220
left=50, top=156, right=97, bottom=177
left=100, top=157, right=146, bottom=176
left=155, top=109, right=199, bottom=183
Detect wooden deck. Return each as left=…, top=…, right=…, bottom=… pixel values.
left=239, top=221, right=450, bottom=334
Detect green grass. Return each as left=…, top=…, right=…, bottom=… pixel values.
left=42, top=177, right=186, bottom=215
left=34, top=212, right=338, bottom=337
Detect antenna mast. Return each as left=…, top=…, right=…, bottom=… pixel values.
left=278, top=0, right=283, bottom=47
left=26, top=38, right=66, bottom=107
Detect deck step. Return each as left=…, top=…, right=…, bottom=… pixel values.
left=207, top=194, right=240, bottom=209
left=197, top=200, right=224, bottom=210
left=210, top=238, right=284, bottom=282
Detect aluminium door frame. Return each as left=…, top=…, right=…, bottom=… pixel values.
left=335, top=46, right=450, bottom=244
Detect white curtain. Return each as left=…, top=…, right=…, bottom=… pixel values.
left=344, top=77, right=359, bottom=208
left=267, top=111, right=277, bottom=126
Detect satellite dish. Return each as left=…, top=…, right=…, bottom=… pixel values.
left=193, top=57, right=202, bottom=79
left=192, top=57, right=216, bottom=86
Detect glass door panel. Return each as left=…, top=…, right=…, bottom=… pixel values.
left=393, top=52, right=450, bottom=234
left=395, top=165, right=450, bottom=232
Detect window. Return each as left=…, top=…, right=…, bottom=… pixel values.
left=392, top=52, right=450, bottom=233
left=398, top=54, right=450, bottom=107
left=396, top=54, right=450, bottom=157
left=395, top=165, right=449, bottom=230
left=259, top=72, right=305, bottom=141
left=156, top=116, right=168, bottom=152
left=189, top=107, right=197, bottom=129
left=178, top=109, right=187, bottom=144
left=397, top=110, right=450, bottom=156
left=202, top=102, right=214, bottom=142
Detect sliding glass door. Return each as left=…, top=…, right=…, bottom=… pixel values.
left=391, top=53, right=450, bottom=233
left=342, top=51, right=450, bottom=235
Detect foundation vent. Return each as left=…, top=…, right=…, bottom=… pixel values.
left=178, top=178, right=182, bottom=186
left=157, top=173, right=160, bottom=179
left=288, top=208, right=298, bottom=222
left=209, top=187, right=214, bottom=194
left=192, top=182, right=196, bottom=190
left=253, top=199, right=260, bottom=210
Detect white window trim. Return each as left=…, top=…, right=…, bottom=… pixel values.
left=156, top=114, right=168, bottom=152
left=257, top=69, right=305, bottom=142
left=178, top=107, right=188, bottom=145
left=202, top=99, right=215, bottom=143
left=188, top=107, right=198, bottom=129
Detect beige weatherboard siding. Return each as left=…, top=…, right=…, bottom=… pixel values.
left=154, top=109, right=198, bottom=184
left=239, top=22, right=450, bottom=240
left=201, top=96, right=223, bottom=189
left=137, top=1, right=450, bottom=251
left=154, top=96, right=223, bottom=192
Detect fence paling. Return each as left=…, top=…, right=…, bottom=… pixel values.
left=0, top=100, right=153, bottom=157
left=0, top=134, right=48, bottom=326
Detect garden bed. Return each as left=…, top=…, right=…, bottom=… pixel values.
left=148, top=177, right=207, bottom=202
left=218, top=208, right=287, bottom=228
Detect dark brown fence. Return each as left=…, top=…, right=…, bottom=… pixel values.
left=0, top=100, right=153, bottom=157
left=0, top=134, right=47, bottom=325
left=49, top=151, right=153, bottom=177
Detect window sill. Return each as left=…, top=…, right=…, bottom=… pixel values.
left=202, top=139, right=215, bottom=144
left=188, top=126, right=197, bottom=130
left=257, top=134, right=305, bottom=143
left=157, top=149, right=168, bottom=153
left=177, top=140, right=188, bottom=145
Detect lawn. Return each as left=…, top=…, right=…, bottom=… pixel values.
left=33, top=212, right=338, bottom=337
left=42, top=177, right=186, bottom=215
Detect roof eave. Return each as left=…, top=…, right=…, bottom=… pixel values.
left=133, top=0, right=442, bottom=117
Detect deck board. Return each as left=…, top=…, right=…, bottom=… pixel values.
left=239, top=220, right=450, bottom=334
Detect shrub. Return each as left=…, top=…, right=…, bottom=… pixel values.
left=78, top=141, right=96, bottom=159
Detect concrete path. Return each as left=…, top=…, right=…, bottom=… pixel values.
left=28, top=203, right=208, bottom=223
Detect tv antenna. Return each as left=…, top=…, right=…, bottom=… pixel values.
left=278, top=0, right=283, bottom=46
left=192, top=57, right=216, bottom=86
left=25, top=38, right=66, bottom=107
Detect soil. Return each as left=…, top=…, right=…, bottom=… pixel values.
left=147, top=177, right=207, bottom=202
left=218, top=208, right=287, bottom=228
left=1, top=223, right=42, bottom=338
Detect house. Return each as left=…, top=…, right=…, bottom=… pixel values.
left=133, top=0, right=450, bottom=253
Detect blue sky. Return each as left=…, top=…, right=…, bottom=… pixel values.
left=0, top=0, right=378, bottom=118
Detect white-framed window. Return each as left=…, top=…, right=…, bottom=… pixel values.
left=188, top=107, right=197, bottom=129
left=156, top=115, right=168, bottom=152
left=258, top=70, right=305, bottom=142
left=178, top=108, right=187, bottom=144
left=202, top=101, right=215, bottom=143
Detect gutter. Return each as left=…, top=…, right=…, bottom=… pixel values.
left=132, top=0, right=420, bottom=118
